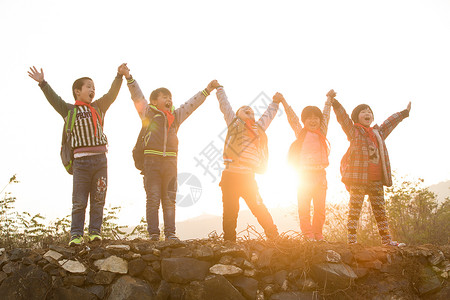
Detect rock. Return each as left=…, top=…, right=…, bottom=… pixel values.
left=352, top=267, right=369, bottom=278
left=417, top=266, right=442, bottom=296
left=94, top=255, right=128, bottom=274
left=156, top=280, right=171, bottom=300
left=185, top=275, right=245, bottom=300
left=295, top=277, right=318, bottom=291
left=142, top=253, right=160, bottom=262
left=274, top=270, right=288, bottom=287
left=63, top=275, right=85, bottom=286
left=219, top=255, right=233, bottom=265
left=85, top=285, right=106, bottom=299
left=128, top=258, right=146, bottom=276
left=49, top=245, right=75, bottom=257
left=51, top=286, right=97, bottom=300
left=44, top=250, right=63, bottom=263
left=244, top=269, right=257, bottom=277
left=2, top=261, right=19, bottom=274
left=59, top=259, right=87, bottom=274
left=0, top=265, right=51, bottom=300
left=0, top=271, right=7, bottom=284
left=106, top=244, right=131, bottom=251
left=107, top=275, right=155, bottom=300
left=361, top=259, right=382, bottom=270
left=161, top=258, right=211, bottom=284
left=311, top=263, right=357, bottom=290
left=353, top=249, right=376, bottom=262
left=0, top=248, right=5, bottom=255
left=218, top=244, right=246, bottom=257
left=171, top=247, right=193, bottom=258
left=230, top=275, right=258, bottom=300
left=8, top=248, right=30, bottom=261
left=152, top=261, right=161, bottom=272
left=270, top=291, right=315, bottom=300
left=326, top=250, right=341, bottom=263
left=193, top=245, right=214, bottom=259
left=93, top=271, right=116, bottom=285
left=142, top=266, right=161, bottom=283
left=428, top=250, right=445, bottom=266
left=132, top=242, right=155, bottom=254
left=210, top=264, right=243, bottom=276
left=257, top=248, right=275, bottom=268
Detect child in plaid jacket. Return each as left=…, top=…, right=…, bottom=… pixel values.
left=331, top=95, right=411, bottom=246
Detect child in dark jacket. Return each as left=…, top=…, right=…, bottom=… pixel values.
left=28, top=64, right=128, bottom=246
left=124, top=66, right=217, bottom=241
left=276, top=90, right=335, bottom=241
left=330, top=94, right=411, bottom=246
left=216, top=82, right=280, bottom=242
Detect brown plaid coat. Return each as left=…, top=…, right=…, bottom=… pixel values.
left=332, top=99, right=409, bottom=187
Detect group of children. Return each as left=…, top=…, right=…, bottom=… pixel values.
left=28, top=64, right=411, bottom=247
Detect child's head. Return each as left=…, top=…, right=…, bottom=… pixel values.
left=351, top=104, right=374, bottom=127
left=236, top=106, right=255, bottom=122
left=301, top=106, right=323, bottom=131
left=150, top=88, right=172, bottom=111
left=72, top=77, right=95, bottom=103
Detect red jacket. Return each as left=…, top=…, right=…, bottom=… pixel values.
left=332, top=99, right=409, bottom=187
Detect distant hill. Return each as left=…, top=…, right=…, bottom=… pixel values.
left=428, top=180, right=450, bottom=203
left=176, top=206, right=299, bottom=240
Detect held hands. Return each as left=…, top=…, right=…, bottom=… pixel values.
left=118, top=63, right=131, bottom=79
left=326, top=89, right=336, bottom=100
left=28, top=66, right=44, bottom=83
left=272, top=92, right=285, bottom=105
left=206, top=80, right=220, bottom=94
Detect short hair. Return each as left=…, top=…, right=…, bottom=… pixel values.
left=150, top=88, right=172, bottom=104
left=301, top=106, right=323, bottom=123
left=351, top=104, right=373, bottom=123
left=72, top=77, right=93, bottom=99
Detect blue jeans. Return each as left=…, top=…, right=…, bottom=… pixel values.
left=143, top=156, right=177, bottom=236
left=71, top=154, right=107, bottom=236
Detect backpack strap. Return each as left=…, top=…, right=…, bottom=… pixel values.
left=65, top=107, right=77, bottom=134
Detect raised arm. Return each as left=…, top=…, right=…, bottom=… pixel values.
left=28, top=66, right=69, bottom=118
left=275, top=92, right=302, bottom=138
left=125, top=67, right=148, bottom=120
left=331, top=97, right=355, bottom=140
left=215, top=85, right=236, bottom=126
left=320, top=89, right=335, bottom=136
left=256, top=95, right=280, bottom=132
left=378, top=102, right=411, bottom=139
left=174, top=80, right=218, bottom=126
left=92, top=63, right=125, bottom=113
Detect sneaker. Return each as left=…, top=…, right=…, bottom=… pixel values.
left=88, top=232, right=102, bottom=242
left=383, top=240, right=406, bottom=247
left=165, top=234, right=181, bottom=242
left=69, top=235, right=84, bottom=247
left=150, top=234, right=160, bottom=241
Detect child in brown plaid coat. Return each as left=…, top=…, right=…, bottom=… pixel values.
left=330, top=95, right=411, bottom=246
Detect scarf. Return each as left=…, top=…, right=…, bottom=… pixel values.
left=74, top=101, right=102, bottom=137
left=162, top=110, right=175, bottom=129
left=355, top=123, right=378, bottom=145
left=308, top=129, right=330, bottom=156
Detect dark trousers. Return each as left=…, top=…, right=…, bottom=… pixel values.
left=71, top=154, right=107, bottom=236
left=143, top=156, right=177, bottom=236
left=219, top=171, right=278, bottom=241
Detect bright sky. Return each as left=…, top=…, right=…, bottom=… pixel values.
left=1, top=0, right=450, bottom=228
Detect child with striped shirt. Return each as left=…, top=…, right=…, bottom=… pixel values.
left=28, top=64, right=128, bottom=246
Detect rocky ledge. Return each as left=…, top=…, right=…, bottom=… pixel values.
left=0, top=238, right=449, bottom=300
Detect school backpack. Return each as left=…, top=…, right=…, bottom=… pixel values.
left=132, top=114, right=154, bottom=173
left=223, top=118, right=269, bottom=174
left=60, top=107, right=77, bottom=175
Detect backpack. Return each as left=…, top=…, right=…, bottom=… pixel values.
left=61, top=107, right=77, bottom=175
left=223, top=118, right=269, bottom=174
left=132, top=114, right=154, bottom=173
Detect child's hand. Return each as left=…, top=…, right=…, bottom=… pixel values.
left=326, top=89, right=336, bottom=99
left=206, top=80, right=220, bottom=94
left=406, top=101, right=411, bottom=112
left=118, top=63, right=130, bottom=78
left=28, top=66, right=44, bottom=83
left=272, top=92, right=285, bottom=104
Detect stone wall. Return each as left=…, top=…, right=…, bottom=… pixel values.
left=0, top=239, right=449, bottom=299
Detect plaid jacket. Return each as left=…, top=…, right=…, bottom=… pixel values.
left=332, top=99, right=409, bottom=187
